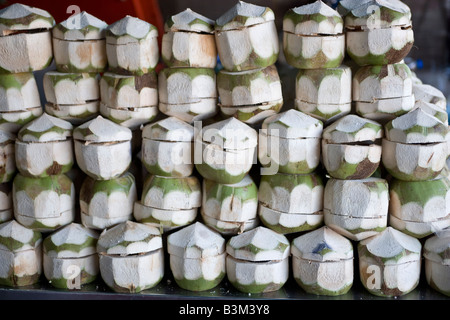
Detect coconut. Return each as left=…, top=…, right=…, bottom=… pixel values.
left=200, top=211, right=259, bottom=236
left=97, top=221, right=164, bottom=293
left=337, top=0, right=373, bottom=16
left=414, top=101, right=448, bottom=125
left=162, top=9, right=217, bottom=68
left=217, top=65, right=283, bottom=124
left=141, top=116, right=194, bottom=178
left=382, top=108, right=448, bottom=181
left=80, top=171, right=137, bottom=230
left=412, top=83, right=447, bottom=110
left=52, top=11, right=108, bottom=73
left=353, top=63, right=415, bottom=124
left=0, top=220, right=42, bottom=286
left=423, top=229, right=450, bottom=297
left=0, top=130, right=15, bottom=183
left=214, top=1, right=279, bottom=72
left=43, top=223, right=99, bottom=289
left=358, top=227, right=421, bottom=297
left=344, top=0, right=414, bottom=66
left=13, top=173, right=75, bottom=232
left=226, top=226, right=290, bottom=293
left=73, top=116, right=132, bottom=180
left=291, top=226, right=354, bottom=296
left=15, top=113, right=74, bottom=178
left=283, top=0, right=345, bottom=69
left=295, top=65, right=351, bottom=124
left=324, top=177, right=389, bottom=241
left=158, top=67, right=217, bottom=123
left=105, top=16, right=159, bottom=76
left=195, top=117, right=257, bottom=184
left=167, top=222, right=226, bottom=291
left=322, top=114, right=383, bottom=180
left=0, top=183, right=12, bottom=223
left=0, top=3, right=54, bottom=74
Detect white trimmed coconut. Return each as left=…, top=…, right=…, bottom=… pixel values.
left=105, top=16, right=159, bottom=76
left=291, top=226, right=354, bottom=296
left=0, top=106, right=43, bottom=134
left=97, top=221, right=164, bottom=293
left=15, top=113, right=74, bottom=178
left=358, top=227, right=421, bottom=297
left=0, top=183, right=12, bottom=223
left=201, top=210, right=259, bottom=236
left=52, top=11, right=108, bottom=73
left=414, top=101, right=448, bottom=125
left=158, top=67, right=217, bottom=123
left=226, top=226, right=290, bottom=293
left=214, top=1, right=279, bottom=72
left=0, top=3, right=54, bottom=74
left=43, top=223, right=99, bottom=289
left=73, top=116, right=132, bottom=180
left=324, top=177, right=389, bottom=241
left=167, top=222, right=226, bottom=291
left=162, top=9, right=217, bottom=68
left=141, top=116, right=194, bottom=178
left=80, top=172, right=137, bottom=230
left=283, top=0, right=345, bottom=69
left=0, top=130, right=15, bottom=183
left=413, top=83, right=447, bottom=110
left=423, top=229, right=450, bottom=297
left=44, top=102, right=99, bottom=126
left=0, top=72, right=41, bottom=113
left=0, top=220, right=42, bottom=287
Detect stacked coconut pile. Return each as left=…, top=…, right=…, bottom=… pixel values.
left=283, top=0, right=351, bottom=124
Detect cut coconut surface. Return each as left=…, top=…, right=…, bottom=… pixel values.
left=414, top=101, right=448, bottom=125
left=424, top=230, right=450, bottom=296
left=44, top=102, right=99, bottom=126
left=0, top=106, right=43, bottom=134
left=0, top=130, right=16, bottom=183
left=0, top=183, right=12, bottom=222
left=413, top=83, right=447, bottom=110
left=0, top=72, right=41, bottom=112
left=52, top=11, right=107, bottom=41
left=261, top=109, right=323, bottom=139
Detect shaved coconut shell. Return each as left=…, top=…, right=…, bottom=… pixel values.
left=215, top=1, right=274, bottom=31
left=262, top=109, right=323, bottom=139
left=413, top=84, right=447, bottom=110
left=0, top=219, right=41, bottom=252
left=73, top=115, right=132, bottom=143
left=322, top=114, right=382, bottom=143
left=424, top=229, right=450, bottom=265
left=165, top=8, right=214, bottom=33
left=142, top=116, right=194, bottom=142
left=0, top=3, right=55, bottom=33
left=52, top=11, right=108, bottom=41
left=106, top=15, right=158, bottom=41
left=0, top=72, right=41, bottom=112
left=18, top=113, right=73, bottom=143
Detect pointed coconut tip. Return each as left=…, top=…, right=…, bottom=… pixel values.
left=262, top=109, right=323, bottom=139
left=106, top=15, right=158, bottom=40
left=54, top=11, right=108, bottom=40
left=414, top=101, right=448, bottom=125
left=73, top=115, right=132, bottom=143
left=0, top=219, right=41, bottom=252
left=412, top=83, right=447, bottom=109
left=215, top=1, right=275, bottom=31
left=18, top=113, right=73, bottom=143
left=345, top=0, right=411, bottom=28
left=142, top=116, right=194, bottom=142
left=0, top=3, right=55, bottom=33
left=337, top=0, right=372, bottom=15
left=323, top=114, right=383, bottom=143
left=165, top=8, right=214, bottom=33
left=424, top=229, right=450, bottom=265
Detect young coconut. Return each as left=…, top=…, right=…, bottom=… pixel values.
left=105, top=16, right=159, bottom=76
left=43, top=223, right=99, bottom=289
left=358, top=227, right=421, bottom=297
left=423, top=229, right=450, bottom=297
left=382, top=107, right=448, bottom=181
left=0, top=130, right=16, bottom=183
left=0, top=3, right=54, bottom=74
left=167, top=222, right=226, bottom=291
left=0, top=220, right=42, bottom=287
left=0, top=183, right=12, bottom=223
left=97, top=221, right=164, bottom=293
left=388, top=175, right=450, bottom=238
left=258, top=172, right=324, bottom=234
left=73, top=116, right=132, bottom=180
left=226, top=226, right=290, bottom=293
left=13, top=173, right=76, bottom=232
left=195, top=117, right=257, bottom=185
left=80, top=172, right=137, bottom=230
left=412, top=83, right=447, bottom=110
left=52, top=11, right=108, bottom=73
left=344, top=0, right=414, bottom=66
left=15, top=113, right=74, bottom=178
left=217, top=65, right=283, bottom=124
left=291, top=226, right=354, bottom=296
left=414, top=101, right=448, bottom=125
left=295, top=65, right=351, bottom=124
left=134, top=175, right=201, bottom=232
left=158, top=67, right=217, bottom=123
left=321, top=114, right=383, bottom=180
left=162, top=9, right=217, bottom=68
left=214, top=1, right=279, bottom=72
left=283, top=0, right=345, bottom=69
left=324, top=177, right=389, bottom=241
left=353, top=63, right=415, bottom=124
left=141, top=116, right=194, bottom=178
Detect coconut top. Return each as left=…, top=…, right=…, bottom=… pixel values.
left=344, top=0, right=412, bottom=29
left=322, top=114, right=383, bottom=143
left=198, top=117, right=257, bottom=150
left=142, top=116, right=194, bottom=142
left=262, top=109, right=323, bottom=139
left=423, top=229, right=450, bottom=265
left=337, top=0, right=372, bottom=16
left=43, top=223, right=99, bottom=259
left=215, top=1, right=275, bottom=31
left=413, top=84, right=447, bottom=110
left=414, top=101, right=448, bottom=125
left=0, top=3, right=55, bottom=34
left=0, top=220, right=42, bottom=253
left=226, top=226, right=290, bottom=262
left=53, top=11, right=108, bottom=41
left=97, top=221, right=162, bottom=255
left=283, top=0, right=343, bottom=35
left=384, top=108, right=448, bottom=144
left=165, top=8, right=214, bottom=33
left=18, top=113, right=73, bottom=143
left=73, top=116, right=132, bottom=143
left=359, top=227, right=421, bottom=262
left=0, top=129, right=15, bottom=145
left=106, top=15, right=158, bottom=41
left=167, top=222, right=225, bottom=259
left=291, top=226, right=353, bottom=262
